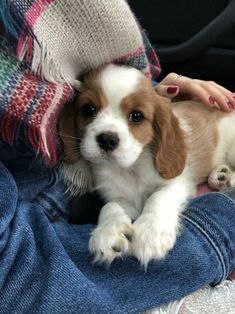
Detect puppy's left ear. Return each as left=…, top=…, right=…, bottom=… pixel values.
left=152, top=96, right=187, bottom=179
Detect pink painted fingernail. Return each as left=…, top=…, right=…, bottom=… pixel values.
left=167, top=86, right=178, bottom=94
left=227, top=101, right=234, bottom=110
left=208, top=96, right=216, bottom=105
left=232, top=93, right=235, bottom=99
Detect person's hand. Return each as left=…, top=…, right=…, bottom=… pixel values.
left=155, top=72, right=235, bottom=112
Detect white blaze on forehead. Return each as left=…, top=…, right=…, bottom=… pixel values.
left=81, top=65, right=145, bottom=168
left=97, top=65, right=141, bottom=107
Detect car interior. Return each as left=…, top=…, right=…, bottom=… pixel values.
left=129, top=0, right=235, bottom=90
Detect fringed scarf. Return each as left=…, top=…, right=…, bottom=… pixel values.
left=0, top=0, right=161, bottom=164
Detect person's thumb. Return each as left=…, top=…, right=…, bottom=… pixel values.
left=155, top=84, right=179, bottom=98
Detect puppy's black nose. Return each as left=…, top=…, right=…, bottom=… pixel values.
left=96, top=132, right=120, bottom=152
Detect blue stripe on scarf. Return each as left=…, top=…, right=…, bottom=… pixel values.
left=0, top=38, right=27, bottom=120
left=25, top=81, right=46, bottom=121
left=14, top=80, right=46, bottom=144
left=0, top=63, right=26, bottom=119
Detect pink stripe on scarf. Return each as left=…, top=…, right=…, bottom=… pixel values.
left=0, top=75, right=38, bottom=143
left=28, top=83, right=73, bottom=164
left=147, top=50, right=158, bottom=63
left=16, top=0, right=56, bottom=59
left=7, top=75, right=38, bottom=118
left=24, top=0, right=56, bottom=27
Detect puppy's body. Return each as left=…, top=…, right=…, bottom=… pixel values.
left=94, top=101, right=234, bottom=208
left=174, top=101, right=235, bottom=182
left=59, top=64, right=235, bottom=267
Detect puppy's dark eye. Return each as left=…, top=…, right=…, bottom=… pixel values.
left=82, top=104, right=97, bottom=118
left=129, top=111, right=144, bottom=123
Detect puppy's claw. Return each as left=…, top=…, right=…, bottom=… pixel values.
left=121, top=231, right=133, bottom=242
left=124, top=232, right=133, bottom=242
left=112, top=246, right=122, bottom=253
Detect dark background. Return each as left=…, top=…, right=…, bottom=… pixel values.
left=128, top=0, right=235, bottom=90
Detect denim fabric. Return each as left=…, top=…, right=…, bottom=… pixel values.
left=1, top=142, right=235, bottom=313
left=1, top=141, right=70, bottom=222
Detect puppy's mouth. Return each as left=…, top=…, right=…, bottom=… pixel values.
left=100, top=149, right=118, bottom=160
left=80, top=143, right=120, bottom=164
left=81, top=131, right=142, bottom=168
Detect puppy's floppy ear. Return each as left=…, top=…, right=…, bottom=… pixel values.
left=58, top=100, right=93, bottom=195
left=152, top=95, right=187, bottom=179
left=58, top=101, right=80, bottom=163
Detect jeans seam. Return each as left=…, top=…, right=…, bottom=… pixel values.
left=182, top=214, right=226, bottom=283
left=35, top=194, right=69, bottom=222
left=217, top=192, right=235, bottom=206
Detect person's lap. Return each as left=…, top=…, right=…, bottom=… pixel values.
left=1, top=144, right=235, bottom=313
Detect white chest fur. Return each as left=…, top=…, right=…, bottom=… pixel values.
left=92, top=147, right=165, bottom=214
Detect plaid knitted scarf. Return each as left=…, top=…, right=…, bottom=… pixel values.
left=0, top=0, right=161, bottom=165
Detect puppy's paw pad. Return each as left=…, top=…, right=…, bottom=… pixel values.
left=219, top=166, right=231, bottom=173
left=208, top=165, right=232, bottom=190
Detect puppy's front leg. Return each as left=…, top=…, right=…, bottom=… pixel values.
left=89, top=201, right=136, bottom=265
left=131, top=178, right=196, bottom=268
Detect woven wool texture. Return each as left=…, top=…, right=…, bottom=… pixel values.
left=0, top=37, right=73, bottom=163
left=13, top=0, right=161, bottom=87
left=0, top=0, right=161, bottom=163
left=25, top=0, right=151, bottom=87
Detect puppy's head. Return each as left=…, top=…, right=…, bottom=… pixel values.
left=59, top=64, right=186, bottom=179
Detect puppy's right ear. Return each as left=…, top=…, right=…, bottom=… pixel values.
left=58, top=101, right=80, bottom=163
left=58, top=101, right=93, bottom=195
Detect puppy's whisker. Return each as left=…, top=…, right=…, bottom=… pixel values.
left=59, top=133, right=81, bottom=140
left=60, top=140, right=78, bottom=145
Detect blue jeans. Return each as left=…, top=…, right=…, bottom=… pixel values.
left=0, top=141, right=235, bottom=314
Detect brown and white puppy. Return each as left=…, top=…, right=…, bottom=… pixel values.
left=59, top=64, right=235, bottom=267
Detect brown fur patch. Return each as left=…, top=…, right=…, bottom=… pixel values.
left=172, top=101, right=223, bottom=182
left=59, top=66, right=109, bottom=163
left=153, top=97, right=187, bottom=179
left=121, top=79, right=155, bottom=145
left=121, top=76, right=187, bottom=179
left=76, top=66, right=108, bottom=115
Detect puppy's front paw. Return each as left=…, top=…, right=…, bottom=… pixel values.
left=208, top=165, right=232, bottom=190
left=131, top=214, right=177, bottom=269
left=89, top=203, right=134, bottom=265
